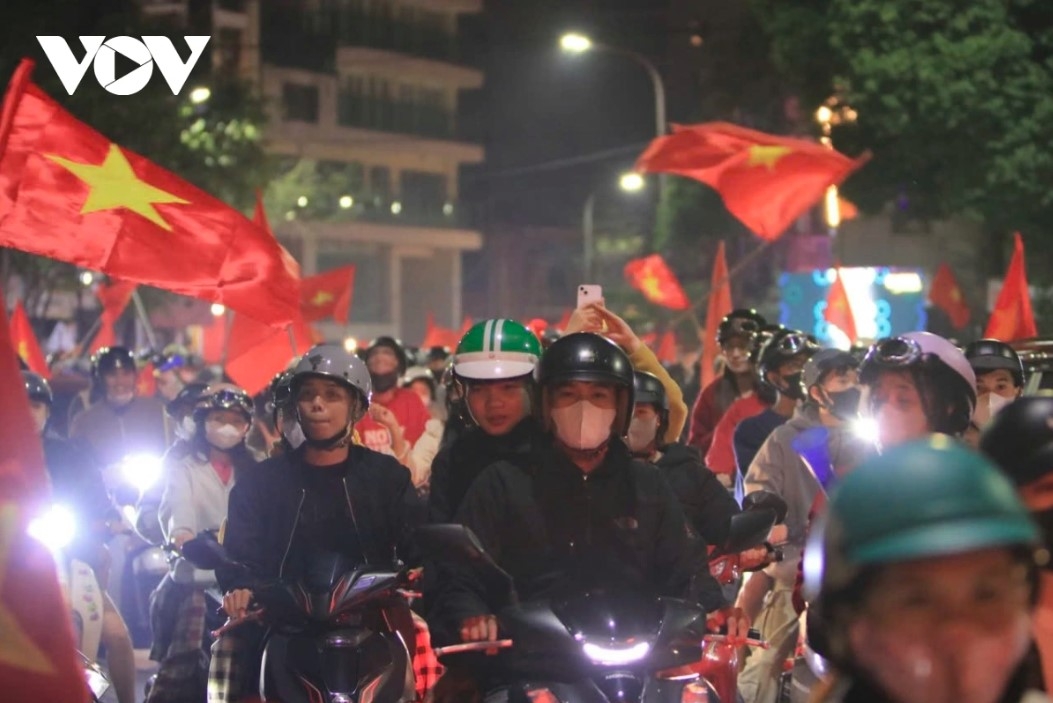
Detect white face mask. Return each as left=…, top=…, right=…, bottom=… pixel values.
left=972, top=392, right=1012, bottom=430
left=175, top=415, right=196, bottom=442
left=205, top=421, right=246, bottom=450
left=281, top=417, right=306, bottom=449
left=550, top=400, right=617, bottom=450
left=627, top=415, right=659, bottom=454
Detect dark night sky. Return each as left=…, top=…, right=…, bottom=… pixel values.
left=459, top=0, right=688, bottom=228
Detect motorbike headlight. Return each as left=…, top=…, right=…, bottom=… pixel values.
left=27, top=504, right=76, bottom=554
left=121, top=452, right=164, bottom=494
left=851, top=417, right=879, bottom=444
left=581, top=640, right=651, bottom=666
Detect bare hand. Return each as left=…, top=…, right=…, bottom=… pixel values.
left=172, top=531, right=193, bottom=550
left=369, top=403, right=402, bottom=431
left=767, top=524, right=789, bottom=545
left=459, top=614, right=500, bottom=654
left=706, top=606, right=750, bottom=644
left=564, top=304, right=604, bottom=335
left=594, top=306, right=642, bottom=353
left=222, top=588, right=253, bottom=619
left=737, top=545, right=773, bottom=571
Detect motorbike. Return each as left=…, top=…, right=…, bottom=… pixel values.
left=28, top=503, right=113, bottom=702
left=182, top=533, right=419, bottom=703
left=418, top=501, right=782, bottom=703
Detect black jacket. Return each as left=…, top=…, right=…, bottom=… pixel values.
left=654, top=442, right=740, bottom=549
left=428, top=418, right=542, bottom=523
left=428, top=437, right=726, bottom=635
left=42, top=434, right=116, bottom=563
left=217, top=444, right=424, bottom=593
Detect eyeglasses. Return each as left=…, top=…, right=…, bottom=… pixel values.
left=865, top=337, right=923, bottom=368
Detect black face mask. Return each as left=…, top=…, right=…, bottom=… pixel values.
left=1031, top=507, right=1053, bottom=569
left=824, top=387, right=862, bottom=421
left=371, top=370, right=399, bottom=393
left=780, top=372, right=806, bottom=401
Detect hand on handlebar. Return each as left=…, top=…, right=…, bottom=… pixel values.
left=222, top=588, right=254, bottom=619
left=706, top=606, right=750, bottom=645
left=459, top=614, right=500, bottom=655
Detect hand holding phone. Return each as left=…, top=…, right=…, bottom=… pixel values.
left=577, top=284, right=603, bottom=310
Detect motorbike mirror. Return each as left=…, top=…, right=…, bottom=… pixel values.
left=717, top=509, right=777, bottom=557
left=741, top=490, right=788, bottom=525
left=415, top=524, right=517, bottom=598
left=181, top=533, right=234, bottom=571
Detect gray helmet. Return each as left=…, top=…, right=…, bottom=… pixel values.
left=291, top=344, right=372, bottom=410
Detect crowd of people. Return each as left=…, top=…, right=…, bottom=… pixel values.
left=24, top=299, right=1053, bottom=703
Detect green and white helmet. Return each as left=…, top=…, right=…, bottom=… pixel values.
left=454, top=319, right=542, bottom=381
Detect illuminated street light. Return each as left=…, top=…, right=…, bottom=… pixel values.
left=619, top=172, right=645, bottom=193
left=189, top=86, right=211, bottom=104
left=343, top=337, right=358, bottom=353
left=210, top=303, right=226, bottom=317
left=815, top=105, right=833, bottom=127
left=391, top=201, right=402, bottom=215
left=79, top=271, right=94, bottom=286
left=297, top=195, right=308, bottom=208
left=339, top=195, right=354, bottom=209
left=560, top=33, right=593, bottom=54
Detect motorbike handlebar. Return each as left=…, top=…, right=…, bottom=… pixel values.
left=703, top=634, right=769, bottom=650
left=432, top=639, right=514, bottom=657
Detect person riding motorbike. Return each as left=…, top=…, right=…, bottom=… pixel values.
left=427, top=332, right=745, bottom=693
left=24, top=370, right=136, bottom=703
left=148, top=384, right=261, bottom=703
left=981, top=393, right=1053, bottom=687
left=355, top=336, right=431, bottom=464
left=963, top=339, right=1025, bottom=447
left=804, top=436, right=1047, bottom=703
left=208, top=343, right=423, bottom=703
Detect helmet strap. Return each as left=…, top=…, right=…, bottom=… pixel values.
left=303, top=423, right=352, bottom=450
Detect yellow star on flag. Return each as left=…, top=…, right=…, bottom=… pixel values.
left=46, top=144, right=189, bottom=232
left=17, top=341, right=28, bottom=359
left=950, top=288, right=961, bottom=302
left=0, top=501, right=54, bottom=674
left=311, top=290, right=335, bottom=307
left=640, top=272, right=664, bottom=300
left=746, top=145, right=793, bottom=171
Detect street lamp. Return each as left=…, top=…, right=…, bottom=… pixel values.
left=583, top=173, right=647, bottom=281
left=815, top=99, right=858, bottom=233
left=560, top=33, right=593, bottom=54
left=189, top=86, right=211, bottom=104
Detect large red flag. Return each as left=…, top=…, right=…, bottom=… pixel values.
left=89, top=279, right=136, bottom=354
left=421, top=312, right=462, bottom=350
left=635, top=122, right=869, bottom=240
left=301, top=266, right=355, bottom=324
left=929, top=263, right=971, bottom=329
left=0, top=288, right=88, bottom=701
left=985, top=233, right=1038, bottom=341
left=824, top=268, right=858, bottom=344
left=0, top=60, right=300, bottom=327
left=9, top=301, right=48, bottom=377
left=253, top=192, right=301, bottom=280
left=656, top=329, right=678, bottom=365
left=225, top=314, right=314, bottom=395
left=701, top=241, right=733, bottom=389
left=624, top=254, right=691, bottom=310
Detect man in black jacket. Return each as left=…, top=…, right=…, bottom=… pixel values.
left=208, top=344, right=423, bottom=702
left=627, top=371, right=740, bottom=549
left=427, top=334, right=740, bottom=672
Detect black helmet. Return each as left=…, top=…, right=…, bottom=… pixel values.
left=633, top=370, right=669, bottom=444
left=965, top=339, right=1025, bottom=387
left=268, top=370, right=295, bottom=416
left=717, top=309, right=768, bottom=345
left=165, top=381, right=208, bottom=418
left=980, top=393, right=1053, bottom=488
left=192, top=383, right=254, bottom=423
left=802, top=349, right=859, bottom=391
left=365, top=336, right=408, bottom=375
left=22, top=371, right=52, bottom=406
left=426, top=346, right=451, bottom=363
left=749, top=324, right=785, bottom=366
left=92, top=346, right=137, bottom=378
left=539, top=332, right=635, bottom=436
left=757, top=329, right=818, bottom=398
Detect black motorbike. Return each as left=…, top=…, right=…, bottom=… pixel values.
left=419, top=506, right=780, bottom=703
left=183, top=537, right=418, bottom=703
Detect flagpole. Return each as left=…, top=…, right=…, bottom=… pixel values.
left=286, top=324, right=297, bottom=356
left=130, top=290, right=159, bottom=350
left=220, top=309, right=235, bottom=370
left=74, top=316, right=103, bottom=357
left=684, top=238, right=777, bottom=321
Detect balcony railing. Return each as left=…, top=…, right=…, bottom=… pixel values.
left=336, top=13, right=458, bottom=63
left=337, top=94, right=454, bottom=140
left=284, top=196, right=469, bottom=230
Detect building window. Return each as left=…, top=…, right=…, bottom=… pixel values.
left=401, top=170, right=447, bottom=217
left=370, top=166, right=391, bottom=205
left=282, top=83, right=319, bottom=122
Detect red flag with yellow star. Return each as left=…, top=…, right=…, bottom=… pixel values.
left=8, top=301, right=47, bottom=377
left=624, top=254, right=691, bottom=310
left=0, top=287, right=88, bottom=701
left=985, top=233, right=1038, bottom=341
left=824, top=267, right=858, bottom=344
left=89, top=279, right=136, bottom=354
left=635, top=122, right=869, bottom=240
left=300, top=266, right=355, bottom=324
left=701, top=241, right=733, bottom=389
left=0, top=60, right=300, bottom=327
left=929, top=262, right=971, bottom=329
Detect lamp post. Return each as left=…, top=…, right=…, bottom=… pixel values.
left=583, top=172, right=646, bottom=282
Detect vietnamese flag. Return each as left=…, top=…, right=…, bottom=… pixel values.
left=824, top=267, right=858, bottom=344
left=421, top=312, right=462, bottom=350
left=928, top=263, right=970, bottom=330
left=0, top=288, right=88, bottom=702
left=8, top=301, right=47, bottom=377
left=0, top=60, right=300, bottom=327
left=656, top=329, right=678, bottom=364
left=624, top=254, right=691, bottom=310
left=635, top=122, right=869, bottom=240
left=225, top=314, right=314, bottom=395
left=985, top=233, right=1038, bottom=341
left=701, top=241, right=733, bottom=389
left=89, top=279, right=136, bottom=354
left=301, top=266, right=355, bottom=324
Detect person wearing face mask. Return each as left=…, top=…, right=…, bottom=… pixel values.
left=629, top=371, right=740, bottom=548
left=981, top=393, right=1053, bottom=688
left=688, top=308, right=769, bottom=456
left=69, top=346, right=168, bottom=486
left=150, top=383, right=261, bottom=703
left=804, top=436, right=1047, bottom=703
left=354, top=336, right=430, bottom=464
left=963, top=339, right=1026, bottom=448
left=858, top=331, right=977, bottom=452
left=428, top=333, right=743, bottom=691
left=24, top=371, right=136, bottom=703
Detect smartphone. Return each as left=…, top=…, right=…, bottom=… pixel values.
left=577, top=284, right=603, bottom=310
